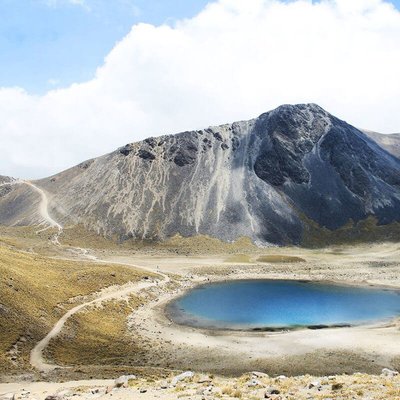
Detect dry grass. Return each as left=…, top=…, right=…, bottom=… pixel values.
left=156, top=234, right=256, bottom=254
left=256, top=255, right=306, bottom=263
left=59, top=224, right=123, bottom=250
left=0, top=241, right=147, bottom=373
left=48, top=225, right=258, bottom=255
left=302, top=215, right=400, bottom=247
left=46, top=297, right=142, bottom=367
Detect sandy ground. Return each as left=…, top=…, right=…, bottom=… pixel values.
left=76, top=242, right=400, bottom=376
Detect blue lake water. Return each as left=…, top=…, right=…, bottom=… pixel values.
left=167, top=280, right=400, bottom=330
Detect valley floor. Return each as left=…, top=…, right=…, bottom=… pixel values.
left=1, top=226, right=400, bottom=398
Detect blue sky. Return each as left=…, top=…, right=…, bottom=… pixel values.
left=0, top=0, right=399, bottom=94
left=0, top=0, right=211, bottom=93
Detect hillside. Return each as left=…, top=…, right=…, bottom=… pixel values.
left=0, top=239, right=147, bottom=375
left=363, top=130, right=400, bottom=159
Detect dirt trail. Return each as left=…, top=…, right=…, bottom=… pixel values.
left=30, top=280, right=157, bottom=372
left=29, top=253, right=171, bottom=372
left=0, top=179, right=63, bottom=243
left=23, top=181, right=62, bottom=232
left=23, top=181, right=63, bottom=244
left=3, top=180, right=171, bottom=372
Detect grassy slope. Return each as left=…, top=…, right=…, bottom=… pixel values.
left=0, top=241, right=146, bottom=374
left=45, top=299, right=143, bottom=368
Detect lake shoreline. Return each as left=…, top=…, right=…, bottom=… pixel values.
left=165, top=278, right=400, bottom=332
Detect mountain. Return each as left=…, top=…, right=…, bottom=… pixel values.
left=1, top=104, right=400, bottom=245
left=363, top=130, right=400, bottom=159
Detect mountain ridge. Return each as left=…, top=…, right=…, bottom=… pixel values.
left=1, top=103, right=400, bottom=245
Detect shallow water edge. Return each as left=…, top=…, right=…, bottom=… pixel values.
left=165, top=279, right=400, bottom=332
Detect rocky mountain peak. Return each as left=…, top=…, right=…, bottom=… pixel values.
left=1, top=104, right=399, bottom=245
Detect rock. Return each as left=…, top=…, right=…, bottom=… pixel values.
left=159, top=381, right=168, bottom=389
left=173, top=144, right=198, bottom=167
left=381, top=368, right=399, bottom=378
left=252, top=371, right=269, bottom=378
left=171, top=371, right=194, bottom=386
left=0, top=394, right=15, bottom=400
left=308, top=381, right=322, bottom=389
left=221, top=142, right=229, bottom=150
left=114, top=376, right=128, bottom=388
left=105, top=385, right=114, bottom=394
left=44, top=396, right=62, bottom=400
left=197, top=375, right=212, bottom=384
left=119, top=144, right=133, bottom=156
left=196, top=387, right=204, bottom=395
left=202, top=386, right=213, bottom=395
left=247, top=378, right=263, bottom=387
left=265, top=387, right=280, bottom=395
left=114, top=374, right=136, bottom=388
left=331, top=383, right=343, bottom=390
left=138, top=149, right=156, bottom=161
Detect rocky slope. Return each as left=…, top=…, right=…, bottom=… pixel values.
left=0, top=104, right=399, bottom=245
left=363, top=130, right=400, bottom=159
left=1, top=370, right=399, bottom=400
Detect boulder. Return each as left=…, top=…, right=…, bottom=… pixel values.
left=114, top=374, right=136, bottom=388
left=308, top=381, right=322, bottom=389
left=0, top=394, right=15, bottom=400
left=381, top=368, right=399, bottom=378
left=171, top=371, right=194, bottom=387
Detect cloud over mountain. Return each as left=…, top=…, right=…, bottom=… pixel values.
left=1, top=0, right=400, bottom=178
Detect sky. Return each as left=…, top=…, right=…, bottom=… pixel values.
left=0, top=0, right=400, bottom=179
left=0, top=0, right=211, bottom=93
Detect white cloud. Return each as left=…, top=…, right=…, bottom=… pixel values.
left=1, top=0, right=400, bottom=179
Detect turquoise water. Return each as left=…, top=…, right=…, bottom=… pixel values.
left=167, top=280, right=400, bottom=330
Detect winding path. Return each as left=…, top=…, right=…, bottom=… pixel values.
left=23, top=181, right=62, bottom=232
left=2, top=178, right=170, bottom=372
left=1, top=179, right=62, bottom=243
left=23, top=181, right=63, bottom=244
left=29, top=279, right=163, bottom=372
